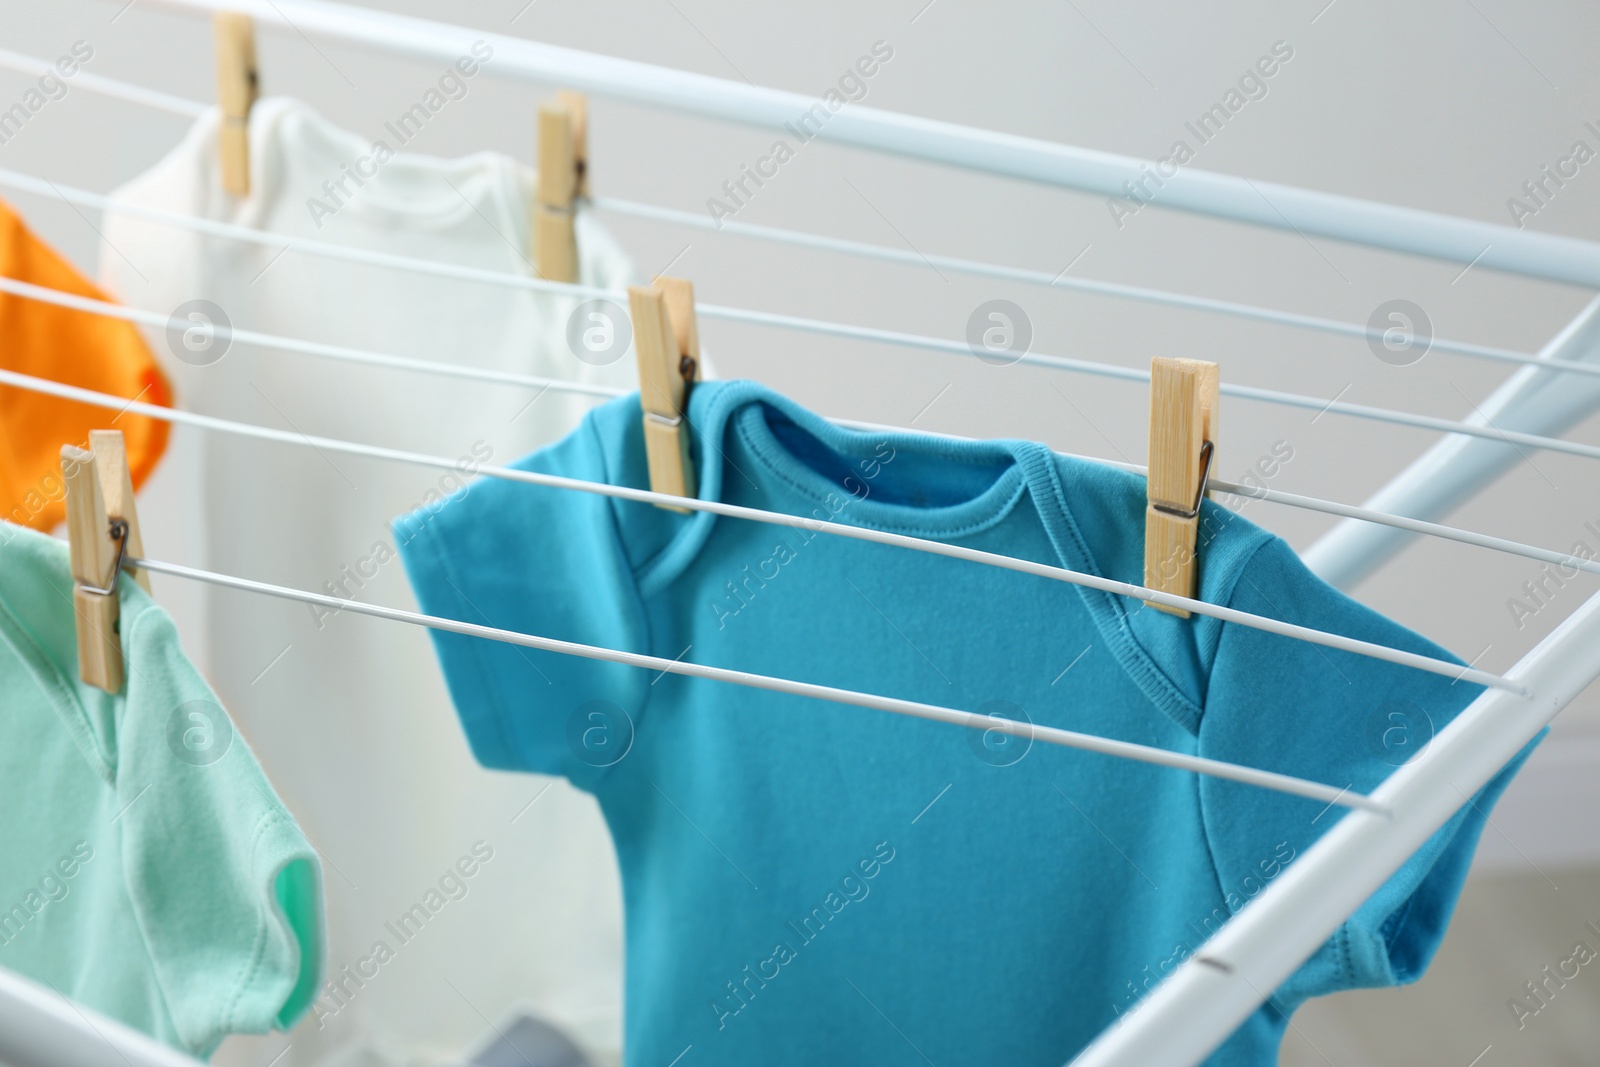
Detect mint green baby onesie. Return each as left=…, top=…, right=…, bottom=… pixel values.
left=0, top=522, right=322, bottom=1057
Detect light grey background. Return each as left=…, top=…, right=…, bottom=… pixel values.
left=3, top=0, right=1599, bottom=1064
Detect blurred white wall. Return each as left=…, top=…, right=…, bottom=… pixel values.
left=2, top=0, right=1598, bottom=1063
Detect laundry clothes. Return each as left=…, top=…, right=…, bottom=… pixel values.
left=0, top=200, right=170, bottom=532
left=0, top=522, right=322, bottom=1057
left=396, top=380, right=1533, bottom=1067
left=98, top=97, right=648, bottom=1063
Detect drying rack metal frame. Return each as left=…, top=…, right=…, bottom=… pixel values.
left=0, top=2, right=1596, bottom=1065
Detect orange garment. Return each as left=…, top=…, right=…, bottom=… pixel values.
left=0, top=200, right=171, bottom=531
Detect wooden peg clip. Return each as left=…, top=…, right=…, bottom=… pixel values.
left=214, top=11, right=259, bottom=198
left=1143, top=357, right=1219, bottom=617
left=629, top=276, right=700, bottom=511
left=62, top=431, right=147, bottom=692
left=534, top=90, right=588, bottom=283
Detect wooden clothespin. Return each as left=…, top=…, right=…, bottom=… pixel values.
left=628, top=276, right=700, bottom=511
left=1144, top=357, right=1219, bottom=617
left=534, top=90, right=588, bottom=282
left=61, top=431, right=149, bottom=693
left=214, top=11, right=259, bottom=198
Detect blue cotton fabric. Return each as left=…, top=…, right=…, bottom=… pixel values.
left=396, top=380, right=1529, bottom=1066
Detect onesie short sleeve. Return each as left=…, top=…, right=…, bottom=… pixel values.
left=1197, top=534, right=1535, bottom=1010
left=117, top=600, right=323, bottom=1054
left=0, top=202, right=171, bottom=532
left=394, top=412, right=651, bottom=788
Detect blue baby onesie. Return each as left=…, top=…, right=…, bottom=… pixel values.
left=396, top=380, right=1527, bottom=1066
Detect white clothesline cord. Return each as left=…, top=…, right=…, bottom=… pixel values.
left=0, top=167, right=604, bottom=302
left=10, top=167, right=1600, bottom=407
left=699, top=304, right=1600, bottom=461
left=835, top=417, right=1600, bottom=580
left=1, top=265, right=1594, bottom=577
left=0, top=367, right=1522, bottom=694
left=6, top=270, right=1600, bottom=465
left=5, top=272, right=1597, bottom=577
left=0, top=49, right=207, bottom=119
left=120, top=553, right=1385, bottom=812
left=592, top=196, right=1572, bottom=377
left=1201, top=478, right=1600, bottom=577
left=0, top=275, right=621, bottom=398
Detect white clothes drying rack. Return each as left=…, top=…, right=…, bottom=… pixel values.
left=0, top=2, right=1596, bottom=1065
